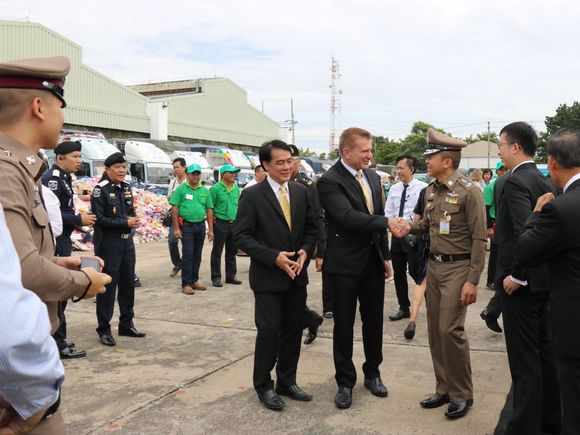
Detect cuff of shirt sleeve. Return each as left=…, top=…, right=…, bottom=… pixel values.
left=10, top=378, right=62, bottom=420
left=509, top=275, right=528, bottom=286
left=467, top=271, right=480, bottom=286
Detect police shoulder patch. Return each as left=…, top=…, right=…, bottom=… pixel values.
left=47, top=180, right=58, bottom=190
left=52, top=169, right=60, bottom=177
left=92, top=187, right=101, bottom=198
left=98, top=180, right=109, bottom=187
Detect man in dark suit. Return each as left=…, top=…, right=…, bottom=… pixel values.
left=495, top=122, right=561, bottom=435
left=233, top=140, right=317, bottom=411
left=513, top=127, right=580, bottom=435
left=317, top=127, right=393, bottom=409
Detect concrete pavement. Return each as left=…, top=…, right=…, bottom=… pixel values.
left=60, top=241, right=510, bottom=434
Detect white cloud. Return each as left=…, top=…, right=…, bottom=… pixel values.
left=2, top=0, right=580, bottom=153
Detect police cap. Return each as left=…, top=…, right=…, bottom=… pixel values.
left=54, top=140, right=82, bottom=155
left=425, top=128, right=467, bottom=156
left=288, top=144, right=300, bottom=157
left=0, top=56, right=70, bottom=107
left=104, top=152, right=126, bottom=167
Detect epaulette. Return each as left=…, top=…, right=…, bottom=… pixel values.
left=52, top=169, right=60, bottom=177
left=457, top=178, right=473, bottom=188
left=98, top=179, right=110, bottom=187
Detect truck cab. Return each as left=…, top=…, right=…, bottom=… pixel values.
left=168, top=150, right=214, bottom=185
left=114, top=140, right=173, bottom=188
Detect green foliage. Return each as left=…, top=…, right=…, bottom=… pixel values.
left=464, top=131, right=498, bottom=144
left=327, top=149, right=340, bottom=160
left=545, top=102, right=580, bottom=134
left=318, top=152, right=327, bottom=160
left=299, top=147, right=317, bottom=157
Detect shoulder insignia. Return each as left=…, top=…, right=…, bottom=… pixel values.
left=47, top=180, right=58, bottom=191
left=93, top=187, right=101, bottom=198
left=25, top=155, right=36, bottom=165
left=98, top=180, right=110, bottom=187
left=3, top=150, right=11, bottom=157
left=52, top=169, right=60, bottom=177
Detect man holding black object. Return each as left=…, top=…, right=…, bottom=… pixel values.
left=91, top=152, right=146, bottom=347
left=42, top=140, right=96, bottom=359
left=317, top=127, right=393, bottom=409
left=234, top=140, right=317, bottom=411
left=513, top=128, right=580, bottom=435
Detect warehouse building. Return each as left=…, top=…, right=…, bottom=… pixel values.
left=0, top=20, right=281, bottom=150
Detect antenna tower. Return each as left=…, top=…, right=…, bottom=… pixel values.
left=329, top=55, right=342, bottom=152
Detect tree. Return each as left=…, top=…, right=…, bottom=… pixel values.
left=540, top=102, right=580, bottom=163
left=328, top=149, right=339, bottom=160
left=318, top=152, right=327, bottom=160
left=299, top=147, right=317, bottom=157
left=464, top=131, right=498, bottom=144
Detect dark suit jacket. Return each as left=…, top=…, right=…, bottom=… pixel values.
left=317, top=160, right=390, bottom=276
left=494, top=162, right=555, bottom=291
left=513, top=179, right=580, bottom=357
left=233, top=179, right=316, bottom=293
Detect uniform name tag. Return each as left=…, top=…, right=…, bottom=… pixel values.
left=185, top=194, right=194, bottom=200
left=439, top=220, right=450, bottom=235
left=444, top=197, right=459, bottom=204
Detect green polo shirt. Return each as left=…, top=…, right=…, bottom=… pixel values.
left=169, top=182, right=213, bottom=223
left=209, top=180, right=240, bottom=221
left=483, top=178, right=497, bottom=219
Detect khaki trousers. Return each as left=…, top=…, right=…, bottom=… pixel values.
left=426, top=258, right=473, bottom=401
left=28, top=410, right=65, bottom=435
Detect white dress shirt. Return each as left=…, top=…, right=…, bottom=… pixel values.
left=0, top=204, right=64, bottom=419
left=267, top=175, right=290, bottom=206
left=340, top=159, right=372, bottom=195
left=244, top=178, right=258, bottom=189
left=41, top=185, right=63, bottom=240
left=563, top=172, right=580, bottom=192
left=384, top=178, right=428, bottom=220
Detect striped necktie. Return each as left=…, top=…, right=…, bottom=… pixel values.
left=279, top=184, right=292, bottom=229
left=356, top=170, right=374, bottom=214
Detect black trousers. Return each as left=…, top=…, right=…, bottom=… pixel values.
left=53, top=229, right=73, bottom=350
left=322, top=271, right=334, bottom=313
left=485, top=290, right=502, bottom=318
left=486, top=240, right=498, bottom=286
left=95, top=235, right=136, bottom=336
left=330, top=252, right=385, bottom=388
left=210, top=220, right=237, bottom=281
left=556, top=356, right=580, bottom=435
left=391, top=237, right=418, bottom=311
left=303, top=305, right=322, bottom=332
left=501, top=288, right=561, bottom=435
left=253, top=283, right=306, bottom=392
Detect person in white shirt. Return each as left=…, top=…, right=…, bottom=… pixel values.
left=384, top=155, right=428, bottom=320
left=244, top=164, right=267, bottom=189
left=41, top=185, right=63, bottom=241
left=167, top=157, right=187, bottom=277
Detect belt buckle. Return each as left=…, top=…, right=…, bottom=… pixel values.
left=121, top=233, right=129, bottom=239
left=434, top=254, right=442, bottom=262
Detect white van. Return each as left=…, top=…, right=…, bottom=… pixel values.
left=114, top=140, right=173, bottom=187
left=168, top=150, right=214, bottom=185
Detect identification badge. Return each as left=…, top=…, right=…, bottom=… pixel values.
left=185, top=194, right=194, bottom=200
left=444, top=197, right=459, bottom=204
left=439, top=220, right=450, bottom=235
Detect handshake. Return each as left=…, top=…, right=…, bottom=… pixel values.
left=388, top=217, right=411, bottom=238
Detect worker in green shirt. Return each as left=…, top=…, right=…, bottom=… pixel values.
left=209, top=164, right=242, bottom=287
left=170, top=164, right=214, bottom=295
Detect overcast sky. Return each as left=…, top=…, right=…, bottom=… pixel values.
left=2, top=0, right=579, bottom=152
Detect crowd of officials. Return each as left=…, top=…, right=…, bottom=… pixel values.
left=1, top=55, right=580, bottom=435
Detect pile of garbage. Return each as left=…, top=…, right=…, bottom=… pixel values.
left=73, top=177, right=169, bottom=245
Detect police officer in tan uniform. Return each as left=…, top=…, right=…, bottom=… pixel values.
left=393, top=128, right=486, bottom=419
left=0, top=56, right=110, bottom=434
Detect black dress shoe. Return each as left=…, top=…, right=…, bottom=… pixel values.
left=275, top=384, right=313, bottom=401
left=304, top=326, right=318, bottom=345
left=444, top=399, right=473, bottom=419
left=404, top=321, right=416, bottom=340
left=335, top=386, right=352, bottom=409
left=99, top=334, right=116, bottom=347
left=389, top=309, right=410, bottom=321
left=486, top=282, right=495, bottom=290
left=64, top=341, right=76, bottom=349
left=480, top=309, right=502, bottom=333
left=118, top=327, right=146, bottom=337
left=59, top=346, right=87, bottom=359
left=134, top=277, right=142, bottom=287
left=257, top=389, right=286, bottom=411
left=225, top=277, right=242, bottom=285
left=364, top=377, right=388, bottom=397
left=420, top=393, right=450, bottom=409
left=212, top=279, right=223, bottom=287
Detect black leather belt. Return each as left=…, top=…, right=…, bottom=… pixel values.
left=183, top=220, right=205, bottom=225
left=429, top=253, right=471, bottom=263
left=216, top=218, right=235, bottom=223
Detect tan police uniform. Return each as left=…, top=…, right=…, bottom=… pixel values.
left=410, top=129, right=486, bottom=402
left=0, top=56, right=86, bottom=435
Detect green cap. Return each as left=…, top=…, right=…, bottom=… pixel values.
left=220, top=164, right=240, bottom=174
left=495, top=161, right=504, bottom=170
left=187, top=164, right=202, bottom=173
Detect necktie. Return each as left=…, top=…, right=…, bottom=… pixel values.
left=279, top=184, right=292, bottom=230
left=398, top=184, right=409, bottom=217
left=356, top=171, right=374, bottom=214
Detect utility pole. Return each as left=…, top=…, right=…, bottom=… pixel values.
left=290, top=98, right=296, bottom=145
left=329, top=55, right=342, bottom=152
left=487, top=120, right=491, bottom=169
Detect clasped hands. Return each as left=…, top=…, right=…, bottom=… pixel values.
left=275, top=249, right=307, bottom=279
left=388, top=217, right=411, bottom=238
